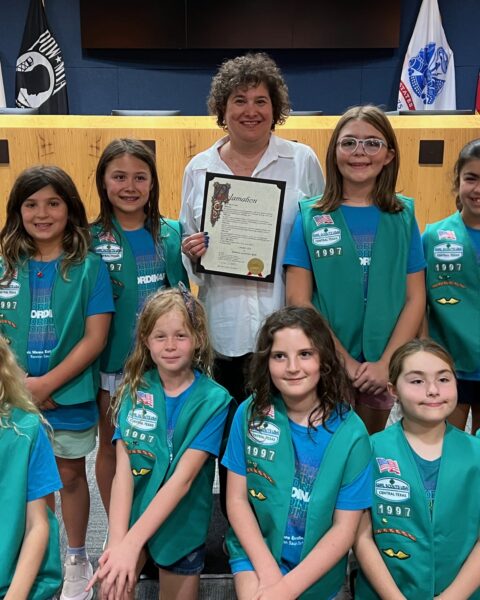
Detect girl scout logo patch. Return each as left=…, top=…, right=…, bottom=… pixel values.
left=433, top=243, right=463, bottom=261
left=247, top=421, right=280, bottom=446
left=95, top=243, right=123, bottom=262
left=375, top=477, right=410, bottom=502
left=0, top=280, right=20, bottom=299
left=312, top=227, right=341, bottom=247
left=126, top=408, right=158, bottom=431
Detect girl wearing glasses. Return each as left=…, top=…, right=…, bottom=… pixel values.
left=284, top=105, right=426, bottom=434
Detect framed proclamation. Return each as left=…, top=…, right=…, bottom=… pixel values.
left=196, top=172, right=286, bottom=282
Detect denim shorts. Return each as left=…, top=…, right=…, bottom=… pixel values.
left=154, top=544, right=205, bottom=575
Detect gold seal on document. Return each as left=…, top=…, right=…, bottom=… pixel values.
left=247, top=258, right=264, bottom=275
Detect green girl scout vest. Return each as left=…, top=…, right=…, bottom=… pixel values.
left=356, top=421, right=480, bottom=600
left=299, top=196, right=414, bottom=362
left=0, top=409, right=61, bottom=599
left=424, top=211, right=480, bottom=372
left=118, top=369, right=232, bottom=565
left=226, top=396, right=372, bottom=600
left=91, top=218, right=189, bottom=373
left=0, top=254, right=101, bottom=405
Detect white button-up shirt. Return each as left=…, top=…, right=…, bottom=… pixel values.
left=180, top=134, right=324, bottom=356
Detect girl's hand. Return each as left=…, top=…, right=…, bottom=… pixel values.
left=251, top=578, right=295, bottom=600
left=25, top=376, right=56, bottom=408
left=344, top=356, right=362, bottom=381
left=353, top=361, right=388, bottom=395
left=86, top=542, right=139, bottom=600
left=182, top=232, right=209, bottom=262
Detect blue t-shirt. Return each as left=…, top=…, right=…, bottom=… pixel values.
left=284, top=207, right=426, bottom=297
left=27, top=424, right=62, bottom=501
left=114, top=371, right=228, bottom=459
left=26, top=258, right=115, bottom=430
left=124, top=228, right=166, bottom=315
left=410, top=446, right=440, bottom=517
left=223, top=402, right=372, bottom=567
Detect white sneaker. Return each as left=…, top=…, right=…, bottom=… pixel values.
left=60, top=555, right=94, bottom=600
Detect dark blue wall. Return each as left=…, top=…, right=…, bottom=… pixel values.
left=0, top=0, right=478, bottom=115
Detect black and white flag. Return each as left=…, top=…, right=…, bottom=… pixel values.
left=15, top=0, right=69, bottom=114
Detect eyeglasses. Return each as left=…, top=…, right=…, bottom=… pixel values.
left=337, top=137, right=388, bottom=156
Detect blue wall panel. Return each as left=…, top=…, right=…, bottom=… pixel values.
left=0, top=0, right=478, bottom=115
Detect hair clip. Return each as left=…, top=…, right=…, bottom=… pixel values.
left=178, top=281, right=198, bottom=328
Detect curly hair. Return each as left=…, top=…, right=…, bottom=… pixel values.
left=207, top=52, right=291, bottom=130
left=318, top=105, right=403, bottom=213
left=452, top=138, right=480, bottom=210
left=0, top=336, right=49, bottom=433
left=388, top=338, right=456, bottom=387
left=248, top=306, right=353, bottom=431
left=93, top=138, right=163, bottom=243
left=0, top=166, right=90, bottom=283
left=113, top=287, right=214, bottom=418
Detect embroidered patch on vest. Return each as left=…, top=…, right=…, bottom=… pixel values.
left=375, top=477, right=410, bottom=502
left=132, top=468, right=152, bottom=477
left=127, top=408, right=158, bottom=431
left=314, top=247, right=342, bottom=259
left=435, top=297, right=460, bottom=305
left=312, top=226, right=341, bottom=247
left=98, top=231, right=117, bottom=243
left=374, top=528, right=416, bottom=541
left=247, top=421, right=280, bottom=446
left=0, top=315, right=17, bottom=328
left=0, top=280, right=20, bottom=299
left=437, top=229, right=456, bottom=241
left=136, top=391, right=154, bottom=408
left=433, top=243, right=463, bottom=261
left=382, top=548, right=410, bottom=560
left=247, top=462, right=275, bottom=484
left=376, top=457, right=401, bottom=475
left=127, top=448, right=155, bottom=459
left=313, top=214, right=334, bottom=226
left=95, top=243, right=123, bottom=262
left=248, top=488, right=267, bottom=501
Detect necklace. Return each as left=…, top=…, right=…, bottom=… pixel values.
left=32, top=258, right=58, bottom=279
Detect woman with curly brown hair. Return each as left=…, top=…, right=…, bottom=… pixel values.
left=180, top=53, right=324, bottom=406
left=222, top=306, right=371, bottom=600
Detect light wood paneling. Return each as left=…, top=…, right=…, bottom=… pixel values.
left=0, top=115, right=479, bottom=229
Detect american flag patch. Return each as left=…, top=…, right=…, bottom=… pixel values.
left=313, top=214, right=334, bottom=226
left=136, top=391, right=154, bottom=408
left=376, top=457, right=401, bottom=475
left=99, top=231, right=117, bottom=243
left=438, top=230, right=456, bottom=241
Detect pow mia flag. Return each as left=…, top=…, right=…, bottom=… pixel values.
left=15, top=0, right=69, bottom=114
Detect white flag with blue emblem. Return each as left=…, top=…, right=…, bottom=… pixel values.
left=0, top=62, right=5, bottom=108
left=398, top=0, right=456, bottom=110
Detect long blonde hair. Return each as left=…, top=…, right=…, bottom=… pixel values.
left=0, top=337, right=47, bottom=432
left=113, top=287, right=214, bottom=417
